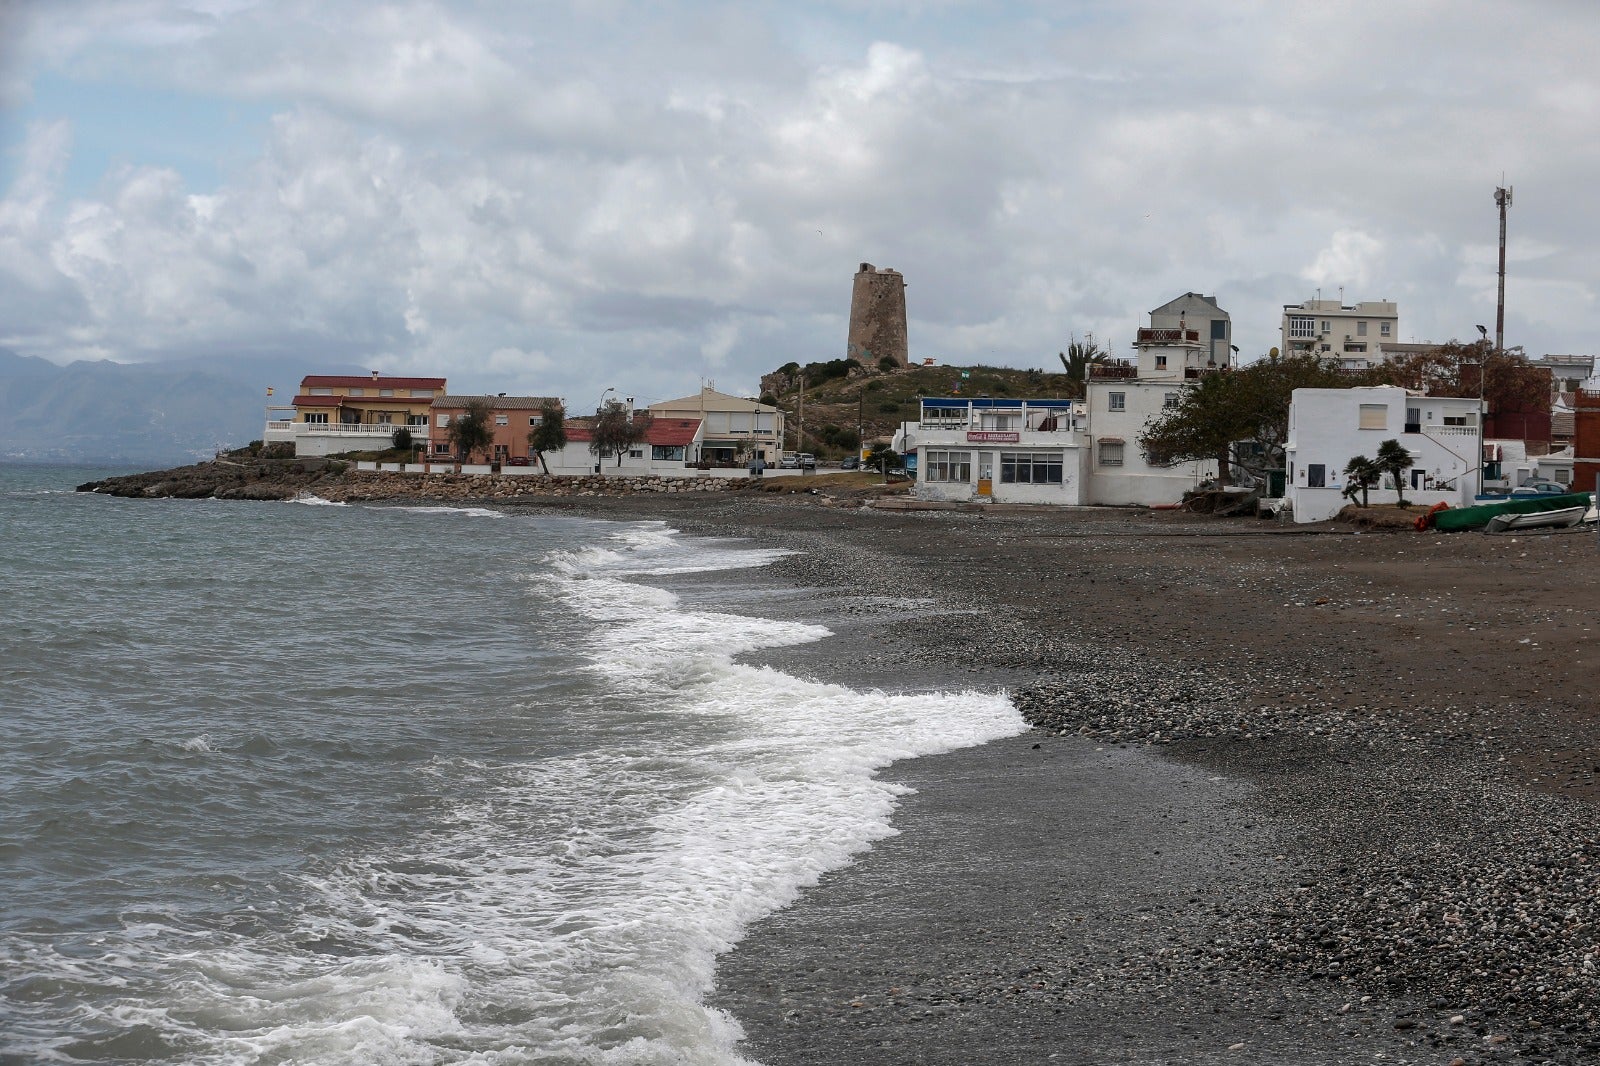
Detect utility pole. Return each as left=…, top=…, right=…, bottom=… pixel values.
left=1494, top=184, right=1512, bottom=353
left=796, top=372, right=806, bottom=455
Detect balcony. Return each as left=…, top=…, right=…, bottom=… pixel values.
left=1088, top=363, right=1137, bottom=380
left=300, top=421, right=420, bottom=435
left=1135, top=327, right=1200, bottom=344
left=1424, top=424, right=1477, bottom=438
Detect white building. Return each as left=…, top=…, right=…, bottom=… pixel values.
left=1083, top=311, right=1232, bottom=506
left=1284, top=385, right=1482, bottom=522
left=1150, top=292, right=1232, bottom=368
left=900, top=398, right=1088, bottom=505
left=647, top=387, right=784, bottom=467
left=1281, top=299, right=1399, bottom=369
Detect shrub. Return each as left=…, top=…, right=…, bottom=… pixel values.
left=877, top=400, right=901, bottom=413
left=865, top=380, right=884, bottom=392
left=878, top=356, right=899, bottom=372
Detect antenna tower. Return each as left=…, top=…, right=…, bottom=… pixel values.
left=1494, top=184, right=1512, bottom=351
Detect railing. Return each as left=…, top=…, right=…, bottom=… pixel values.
left=299, top=421, right=423, bottom=434
left=1424, top=424, right=1477, bottom=437
left=1136, top=328, right=1199, bottom=344
left=1088, top=364, right=1137, bottom=380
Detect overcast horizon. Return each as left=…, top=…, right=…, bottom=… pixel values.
left=3, top=1, right=1598, bottom=407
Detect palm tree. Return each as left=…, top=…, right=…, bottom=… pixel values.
left=1058, top=334, right=1110, bottom=397
left=1341, top=455, right=1380, bottom=507
left=1374, top=439, right=1415, bottom=507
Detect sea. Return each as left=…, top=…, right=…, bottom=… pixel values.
left=0, top=463, right=1023, bottom=1066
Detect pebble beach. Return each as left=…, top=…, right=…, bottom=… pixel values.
left=522, top=490, right=1600, bottom=1066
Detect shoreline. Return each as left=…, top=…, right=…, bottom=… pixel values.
left=76, top=475, right=1600, bottom=1063
left=516, top=492, right=1600, bottom=1065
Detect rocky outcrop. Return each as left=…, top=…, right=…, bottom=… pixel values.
left=78, top=461, right=751, bottom=502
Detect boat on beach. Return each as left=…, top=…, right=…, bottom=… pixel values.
left=1482, top=505, right=1589, bottom=534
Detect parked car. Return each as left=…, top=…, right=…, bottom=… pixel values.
left=839, top=456, right=860, bottom=470
left=1512, top=480, right=1568, bottom=495
left=797, top=453, right=817, bottom=469
left=508, top=457, right=531, bottom=466
left=777, top=455, right=801, bottom=469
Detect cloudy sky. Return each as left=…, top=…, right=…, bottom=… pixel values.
left=3, top=1, right=1598, bottom=406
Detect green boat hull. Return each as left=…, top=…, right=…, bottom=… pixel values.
left=1431, top=492, right=1594, bottom=532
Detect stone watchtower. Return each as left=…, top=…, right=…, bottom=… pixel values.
left=847, top=263, right=909, bottom=367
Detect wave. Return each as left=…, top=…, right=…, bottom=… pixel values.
left=286, top=493, right=346, bottom=507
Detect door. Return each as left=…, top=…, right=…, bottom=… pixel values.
left=977, top=454, right=993, bottom=497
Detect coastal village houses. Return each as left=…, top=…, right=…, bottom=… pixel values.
left=1284, top=385, right=1482, bottom=522
left=646, top=387, right=785, bottom=467
left=265, top=373, right=445, bottom=457
left=898, top=397, right=1087, bottom=505
left=1082, top=295, right=1232, bottom=506
left=428, top=395, right=559, bottom=463
left=1280, top=298, right=1399, bottom=370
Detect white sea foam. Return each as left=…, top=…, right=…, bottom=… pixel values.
left=286, top=494, right=346, bottom=507
left=180, top=734, right=214, bottom=753
left=381, top=504, right=505, bottom=519
left=9, top=520, right=1021, bottom=1066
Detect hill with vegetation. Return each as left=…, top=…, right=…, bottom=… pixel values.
left=761, top=360, right=1078, bottom=459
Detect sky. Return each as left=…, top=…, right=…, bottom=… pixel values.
left=3, top=0, right=1599, bottom=408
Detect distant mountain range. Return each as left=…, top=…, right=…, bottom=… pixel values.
left=0, top=349, right=360, bottom=466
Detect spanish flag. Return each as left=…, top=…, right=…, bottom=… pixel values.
left=266, top=386, right=275, bottom=396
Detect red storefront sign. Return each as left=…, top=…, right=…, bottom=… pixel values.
left=966, top=431, right=1020, bottom=443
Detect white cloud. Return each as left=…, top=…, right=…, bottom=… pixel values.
left=5, top=0, right=1600, bottom=394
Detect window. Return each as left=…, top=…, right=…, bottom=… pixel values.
left=495, top=414, right=509, bottom=426
left=434, top=442, right=450, bottom=454
left=348, top=388, right=364, bottom=396
left=1211, top=320, right=1227, bottom=340
left=410, top=390, right=435, bottom=398
left=1097, top=441, right=1124, bottom=467
left=1108, top=392, right=1126, bottom=411
left=1380, top=322, right=1392, bottom=337
left=303, top=412, right=328, bottom=424
left=1000, top=451, right=1063, bottom=484
left=1307, top=463, right=1326, bottom=488
left=529, top=416, right=542, bottom=427
left=1357, top=321, right=1368, bottom=337
left=925, top=450, right=972, bottom=483
left=1320, top=343, right=1331, bottom=352
left=1288, top=316, right=1315, bottom=339
left=379, top=388, right=394, bottom=397
left=1444, top=415, right=1469, bottom=427
left=652, top=445, right=686, bottom=461
left=1358, top=404, right=1387, bottom=430
left=376, top=413, right=393, bottom=424
left=1163, top=392, right=1179, bottom=409
left=309, top=387, right=333, bottom=396
left=629, top=448, right=644, bottom=459
left=1344, top=343, right=1366, bottom=353
left=1320, top=320, right=1330, bottom=333
left=407, top=414, right=427, bottom=426
left=1155, top=355, right=1168, bottom=370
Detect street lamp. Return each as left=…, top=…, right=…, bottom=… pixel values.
left=1474, top=326, right=1490, bottom=496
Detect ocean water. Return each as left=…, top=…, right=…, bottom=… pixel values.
left=0, top=464, right=1024, bottom=1065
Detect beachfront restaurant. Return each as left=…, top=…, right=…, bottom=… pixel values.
left=902, top=397, right=1089, bottom=506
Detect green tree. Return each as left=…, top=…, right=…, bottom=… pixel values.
left=529, top=400, right=567, bottom=475
left=1341, top=455, right=1380, bottom=507
left=866, top=442, right=901, bottom=482
left=1376, top=339, right=1548, bottom=415
left=447, top=399, right=495, bottom=465
left=390, top=426, right=415, bottom=453
left=1375, top=439, right=1415, bottom=507
left=1057, top=334, right=1110, bottom=398
left=1140, top=353, right=1384, bottom=488
left=589, top=401, right=653, bottom=470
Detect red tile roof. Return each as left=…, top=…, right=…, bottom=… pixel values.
left=300, top=375, right=447, bottom=389
left=564, top=417, right=701, bottom=446
left=293, top=394, right=435, bottom=407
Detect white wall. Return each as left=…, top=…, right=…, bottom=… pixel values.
left=908, top=427, right=1087, bottom=505
left=1084, top=379, right=1214, bottom=506
left=1284, top=385, right=1480, bottom=522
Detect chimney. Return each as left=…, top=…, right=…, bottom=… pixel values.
left=371, top=370, right=379, bottom=380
